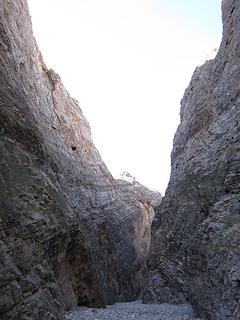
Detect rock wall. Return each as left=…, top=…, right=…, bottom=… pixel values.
left=143, top=1, right=240, bottom=319
left=0, top=1, right=160, bottom=319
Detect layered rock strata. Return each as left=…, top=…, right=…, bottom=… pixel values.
left=143, top=1, right=240, bottom=319
left=0, top=1, right=160, bottom=319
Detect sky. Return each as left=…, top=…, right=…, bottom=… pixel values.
left=28, top=0, right=222, bottom=194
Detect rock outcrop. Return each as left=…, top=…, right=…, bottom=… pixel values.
left=0, top=1, right=160, bottom=319
left=143, top=1, right=240, bottom=319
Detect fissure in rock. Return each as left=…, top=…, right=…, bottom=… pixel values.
left=1, top=1, right=240, bottom=320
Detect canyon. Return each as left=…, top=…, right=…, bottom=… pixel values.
left=0, top=0, right=240, bottom=320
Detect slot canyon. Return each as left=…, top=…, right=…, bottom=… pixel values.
left=0, top=1, right=240, bottom=319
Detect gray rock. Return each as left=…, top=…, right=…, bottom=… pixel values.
left=0, top=1, right=160, bottom=319
left=143, top=1, right=240, bottom=319
left=63, top=300, right=197, bottom=320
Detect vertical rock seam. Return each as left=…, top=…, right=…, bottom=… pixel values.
left=0, top=1, right=161, bottom=319
left=143, top=1, right=240, bottom=319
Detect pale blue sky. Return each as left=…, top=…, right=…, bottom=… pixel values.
left=153, top=0, right=222, bottom=30
left=28, top=0, right=222, bottom=194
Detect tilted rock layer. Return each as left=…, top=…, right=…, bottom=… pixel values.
left=0, top=1, right=160, bottom=319
left=143, top=1, right=240, bottom=319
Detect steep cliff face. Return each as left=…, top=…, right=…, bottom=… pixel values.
left=143, top=1, right=240, bottom=319
left=0, top=1, right=160, bottom=319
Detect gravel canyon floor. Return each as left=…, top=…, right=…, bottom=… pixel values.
left=64, top=300, right=197, bottom=320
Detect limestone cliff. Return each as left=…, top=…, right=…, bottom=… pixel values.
left=0, top=1, right=160, bottom=319
left=143, top=1, right=240, bottom=319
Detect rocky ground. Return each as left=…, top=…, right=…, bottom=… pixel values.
left=64, top=300, right=198, bottom=320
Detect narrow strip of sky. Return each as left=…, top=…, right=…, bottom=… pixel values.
left=28, top=0, right=222, bottom=194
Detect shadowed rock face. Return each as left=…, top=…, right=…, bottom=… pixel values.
left=143, top=1, right=240, bottom=319
left=0, top=1, right=161, bottom=319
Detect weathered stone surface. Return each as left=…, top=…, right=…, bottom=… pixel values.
left=143, top=1, right=240, bottom=319
left=0, top=1, right=160, bottom=319
left=64, top=300, right=197, bottom=320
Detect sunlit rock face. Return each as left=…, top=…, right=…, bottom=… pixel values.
left=143, top=1, right=240, bottom=319
left=0, top=1, right=161, bottom=319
